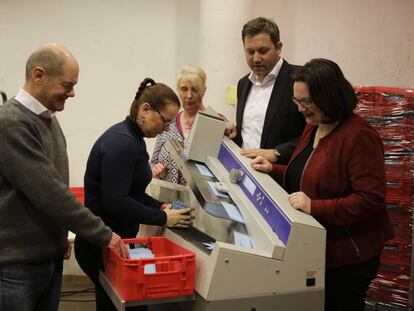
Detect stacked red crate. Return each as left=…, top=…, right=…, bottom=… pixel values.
left=69, top=187, right=85, bottom=205
left=354, top=86, right=414, bottom=309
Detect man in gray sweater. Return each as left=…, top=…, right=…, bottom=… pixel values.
left=0, top=43, right=128, bottom=311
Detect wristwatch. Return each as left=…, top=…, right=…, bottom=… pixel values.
left=273, top=148, right=280, bottom=161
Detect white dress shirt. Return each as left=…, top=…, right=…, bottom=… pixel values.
left=15, top=87, right=54, bottom=119
left=241, top=58, right=283, bottom=150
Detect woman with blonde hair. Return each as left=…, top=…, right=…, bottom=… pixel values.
left=151, top=65, right=235, bottom=184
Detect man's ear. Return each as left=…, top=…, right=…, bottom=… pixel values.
left=275, top=41, right=283, bottom=52
left=32, top=67, right=47, bottom=84
left=275, top=41, right=283, bottom=51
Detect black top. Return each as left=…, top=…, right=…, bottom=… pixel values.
left=84, top=116, right=167, bottom=238
left=285, top=128, right=316, bottom=193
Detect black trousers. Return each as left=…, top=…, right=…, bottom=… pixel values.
left=325, top=256, right=380, bottom=311
left=74, top=236, right=146, bottom=311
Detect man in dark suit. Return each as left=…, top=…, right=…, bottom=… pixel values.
left=234, top=17, right=305, bottom=164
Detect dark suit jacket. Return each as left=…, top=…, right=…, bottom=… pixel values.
left=233, top=60, right=306, bottom=164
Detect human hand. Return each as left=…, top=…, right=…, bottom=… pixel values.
left=240, top=148, right=277, bottom=162
left=64, top=239, right=72, bottom=259
left=224, top=122, right=237, bottom=139
left=160, top=203, right=171, bottom=210
left=251, top=156, right=273, bottom=173
left=288, top=191, right=311, bottom=214
left=152, top=163, right=168, bottom=178
left=163, top=205, right=195, bottom=228
left=107, top=232, right=130, bottom=259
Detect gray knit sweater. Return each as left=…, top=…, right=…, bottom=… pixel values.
left=0, top=99, right=112, bottom=265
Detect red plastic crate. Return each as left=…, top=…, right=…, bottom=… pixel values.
left=387, top=206, right=412, bottom=224
left=382, top=240, right=412, bottom=261
left=103, top=237, right=195, bottom=301
left=69, top=187, right=84, bottom=205
left=368, top=286, right=409, bottom=307
left=391, top=222, right=412, bottom=241
left=354, top=86, right=414, bottom=117
left=379, top=257, right=411, bottom=275
left=386, top=181, right=413, bottom=205
left=385, top=156, right=414, bottom=184
left=375, top=270, right=411, bottom=289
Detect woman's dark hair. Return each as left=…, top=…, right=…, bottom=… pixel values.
left=293, top=58, right=357, bottom=123
left=129, top=77, right=180, bottom=120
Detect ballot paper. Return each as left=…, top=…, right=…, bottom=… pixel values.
left=202, top=242, right=215, bottom=250
left=222, top=202, right=245, bottom=224
left=129, top=247, right=156, bottom=274
left=207, top=181, right=230, bottom=198
left=233, top=230, right=253, bottom=249
left=195, top=163, right=214, bottom=177
left=171, top=199, right=188, bottom=210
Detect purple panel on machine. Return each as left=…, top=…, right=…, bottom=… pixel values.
left=218, top=143, right=291, bottom=245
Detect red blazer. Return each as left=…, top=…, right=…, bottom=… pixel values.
left=273, top=114, right=393, bottom=269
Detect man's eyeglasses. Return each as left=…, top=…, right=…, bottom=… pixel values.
left=150, top=105, right=173, bottom=127
left=292, top=97, right=314, bottom=108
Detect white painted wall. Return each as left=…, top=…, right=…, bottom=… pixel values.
left=253, top=0, right=414, bottom=88
left=0, top=0, right=201, bottom=186
left=1, top=0, right=413, bottom=187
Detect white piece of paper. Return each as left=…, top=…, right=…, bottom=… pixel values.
left=202, top=242, right=215, bottom=250
left=222, top=202, right=245, bottom=224
left=129, top=248, right=157, bottom=274
left=144, top=263, right=156, bottom=274
left=129, top=248, right=154, bottom=259
left=233, top=230, right=253, bottom=249
left=207, top=181, right=230, bottom=198
left=195, top=163, right=214, bottom=177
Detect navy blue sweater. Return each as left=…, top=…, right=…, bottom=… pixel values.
left=84, top=116, right=167, bottom=238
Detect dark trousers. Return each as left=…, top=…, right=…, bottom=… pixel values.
left=74, top=237, right=146, bottom=311
left=325, top=256, right=380, bottom=311
left=0, top=259, right=63, bottom=311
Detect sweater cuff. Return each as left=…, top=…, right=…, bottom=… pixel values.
left=97, top=226, right=113, bottom=247
left=160, top=210, right=168, bottom=226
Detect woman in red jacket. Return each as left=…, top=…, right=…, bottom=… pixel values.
left=252, top=58, right=393, bottom=311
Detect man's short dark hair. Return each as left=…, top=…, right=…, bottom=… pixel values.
left=293, top=58, right=357, bottom=123
left=25, top=48, right=65, bottom=80
left=242, top=17, right=280, bottom=45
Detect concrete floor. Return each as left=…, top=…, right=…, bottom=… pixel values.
left=59, top=276, right=96, bottom=311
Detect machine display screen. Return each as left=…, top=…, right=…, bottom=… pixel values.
left=242, top=175, right=256, bottom=196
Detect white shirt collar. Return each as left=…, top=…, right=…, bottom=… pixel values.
left=15, top=87, right=54, bottom=119
left=248, top=58, right=284, bottom=86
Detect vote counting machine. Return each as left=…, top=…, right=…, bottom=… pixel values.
left=144, top=109, right=327, bottom=311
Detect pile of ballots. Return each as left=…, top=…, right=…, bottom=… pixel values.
left=172, top=199, right=189, bottom=212
left=129, top=247, right=156, bottom=274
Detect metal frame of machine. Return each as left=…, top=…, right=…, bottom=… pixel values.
left=147, top=133, right=326, bottom=311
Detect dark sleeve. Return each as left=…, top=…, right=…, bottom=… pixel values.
left=273, top=64, right=306, bottom=164
left=99, top=134, right=167, bottom=226
left=274, top=136, right=301, bottom=164
left=0, top=124, right=112, bottom=246
left=144, top=193, right=164, bottom=209
left=232, top=78, right=245, bottom=147
left=271, top=163, right=287, bottom=186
